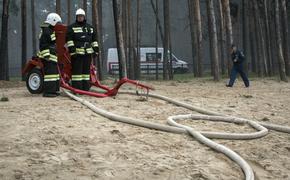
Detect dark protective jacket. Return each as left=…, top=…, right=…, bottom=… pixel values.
left=66, top=21, right=99, bottom=56
left=37, top=23, right=58, bottom=62
left=231, top=50, right=245, bottom=65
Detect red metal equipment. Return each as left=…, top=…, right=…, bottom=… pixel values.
left=22, top=24, right=153, bottom=97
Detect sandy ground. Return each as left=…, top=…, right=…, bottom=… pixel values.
left=0, top=78, right=290, bottom=180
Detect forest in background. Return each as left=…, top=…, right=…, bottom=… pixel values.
left=0, top=0, right=289, bottom=81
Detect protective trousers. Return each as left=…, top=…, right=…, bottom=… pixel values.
left=43, top=60, right=60, bottom=94
left=71, top=55, right=91, bottom=91
left=228, top=64, right=249, bottom=87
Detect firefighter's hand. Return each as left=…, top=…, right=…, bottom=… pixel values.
left=43, top=55, right=50, bottom=59
left=70, top=53, right=77, bottom=59
left=93, top=52, right=99, bottom=58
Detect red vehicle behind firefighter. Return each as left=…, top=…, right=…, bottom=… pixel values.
left=22, top=23, right=153, bottom=98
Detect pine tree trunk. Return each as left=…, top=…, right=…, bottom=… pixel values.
left=155, top=0, right=159, bottom=80
left=218, top=0, right=226, bottom=75
left=259, top=2, right=268, bottom=76
left=31, top=0, right=36, bottom=55
left=127, top=0, right=135, bottom=79
left=194, top=0, right=203, bottom=77
left=261, top=28, right=268, bottom=76
left=253, top=1, right=264, bottom=77
left=163, top=0, right=169, bottom=80
left=242, top=0, right=250, bottom=74
left=135, top=0, right=141, bottom=80
left=188, top=0, right=197, bottom=76
left=92, top=0, right=103, bottom=80
left=67, top=0, right=71, bottom=24
left=252, top=1, right=260, bottom=75
left=150, top=0, right=164, bottom=46
left=112, top=0, right=127, bottom=79
left=98, top=0, right=105, bottom=78
left=269, top=0, right=277, bottom=74
left=83, top=0, right=87, bottom=12
left=275, top=0, right=288, bottom=82
left=92, top=0, right=98, bottom=72
left=168, top=22, right=173, bottom=80
left=256, top=0, right=268, bottom=76
left=0, top=0, right=10, bottom=80
left=249, top=1, right=257, bottom=73
left=21, top=0, right=27, bottom=81
left=222, top=0, right=233, bottom=74
left=263, top=0, right=273, bottom=76
left=56, top=0, right=61, bottom=16
left=207, top=0, right=220, bottom=81
left=121, top=0, right=128, bottom=73
left=97, top=0, right=107, bottom=80
left=207, top=1, right=214, bottom=76
left=281, top=0, right=290, bottom=76
left=249, top=38, right=255, bottom=73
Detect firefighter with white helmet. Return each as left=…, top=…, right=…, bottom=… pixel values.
left=45, top=13, right=62, bottom=26
left=66, top=8, right=99, bottom=91
left=38, top=13, right=62, bottom=97
left=76, top=8, right=86, bottom=16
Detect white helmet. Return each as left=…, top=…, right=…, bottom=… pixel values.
left=76, top=8, right=86, bottom=16
left=45, top=13, right=62, bottom=26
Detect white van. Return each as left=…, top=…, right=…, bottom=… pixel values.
left=107, top=47, right=188, bottom=74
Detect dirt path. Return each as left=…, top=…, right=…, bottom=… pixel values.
left=1, top=79, right=290, bottom=180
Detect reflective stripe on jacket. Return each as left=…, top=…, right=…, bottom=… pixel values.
left=37, top=23, right=58, bottom=62
left=66, top=22, right=99, bottom=56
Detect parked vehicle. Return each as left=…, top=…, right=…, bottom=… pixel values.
left=107, top=47, right=188, bottom=74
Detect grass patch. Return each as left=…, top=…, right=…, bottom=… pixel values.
left=242, top=94, right=253, bottom=98
left=0, top=96, right=9, bottom=102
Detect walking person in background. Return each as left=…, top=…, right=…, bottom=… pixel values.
left=226, top=44, right=250, bottom=88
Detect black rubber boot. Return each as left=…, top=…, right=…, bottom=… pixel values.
left=43, top=93, right=57, bottom=98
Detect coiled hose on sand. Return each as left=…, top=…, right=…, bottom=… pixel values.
left=63, top=89, right=290, bottom=180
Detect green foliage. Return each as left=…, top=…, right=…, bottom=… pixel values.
left=0, top=96, right=9, bottom=102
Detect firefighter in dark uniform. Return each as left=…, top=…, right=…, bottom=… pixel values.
left=38, top=13, right=62, bottom=97
left=66, top=8, right=99, bottom=91
left=226, top=44, right=250, bottom=87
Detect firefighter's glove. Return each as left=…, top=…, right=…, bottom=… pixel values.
left=70, top=53, right=77, bottom=59
left=93, top=52, right=99, bottom=59
left=93, top=47, right=99, bottom=54
left=68, top=47, right=76, bottom=57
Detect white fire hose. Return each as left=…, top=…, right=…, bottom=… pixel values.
left=63, top=89, right=290, bottom=180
